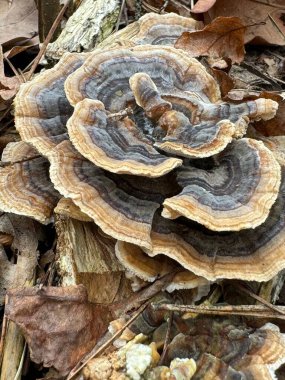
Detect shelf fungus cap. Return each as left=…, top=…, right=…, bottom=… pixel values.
left=65, top=45, right=221, bottom=109
left=166, top=319, right=285, bottom=380
left=14, top=52, right=88, bottom=157
left=67, top=98, right=182, bottom=177
left=0, top=142, right=60, bottom=224
left=115, top=240, right=210, bottom=293
left=132, top=13, right=200, bottom=46
left=148, top=164, right=285, bottom=281
left=47, top=141, right=159, bottom=250
left=154, top=110, right=236, bottom=159
left=153, top=95, right=278, bottom=160
left=162, top=138, right=281, bottom=231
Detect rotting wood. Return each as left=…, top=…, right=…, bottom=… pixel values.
left=55, top=215, right=133, bottom=303
left=46, top=0, right=120, bottom=59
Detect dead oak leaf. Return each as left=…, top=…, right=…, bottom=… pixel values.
left=175, top=16, right=246, bottom=64
left=191, top=0, right=217, bottom=13
left=207, top=0, right=285, bottom=46
left=5, top=285, right=113, bottom=378
left=0, top=0, right=38, bottom=46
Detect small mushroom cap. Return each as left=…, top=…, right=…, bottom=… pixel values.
left=162, top=138, right=281, bottom=231
left=115, top=240, right=176, bottom=282
left=166, top=319, right=285, bottom=380
left=47, top=140, right=159, bottom=250
left=147, top=166, right=285, bottom=281
left=129, top=73, right=172, bottom=120
left=54, top=198, right=93, bottom=222
left=115, top=240, right=211, bottom=294
left=154, top=95, right=278, bottom=159
left=132, top=13, right=200, bottom=46
left=67, top=98, right=182, bottom=177
left=0, top=142, right=60, bottom=224
left=14, top=52, right=88, bottom=156
left=155, top=112, right=235, bottom=159
left=65, top=45, right=221, bottom=109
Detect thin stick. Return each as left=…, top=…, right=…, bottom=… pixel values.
left=0, top=295, right=9, bottom=366
left=235, top=283, right=285, bottom=315
left=4, top=57, right=25, bottom=83
left=67, top=302, right=149, bottom=380
left=240, top=62, right=283, bottom=89
left=115, top=0, right=126, bottom=32
left=26, top=0, right=72, bottom=81
left=158, top=311, right=173, bottom=366
left=152, top=303, right=285, bottom=320
left=13, top=342, right=27, bottom=380
left=0, top=155, right=41, bottom=167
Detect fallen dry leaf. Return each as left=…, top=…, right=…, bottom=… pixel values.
left=191, top=0, right=217, bottom=13
left=5, top=285, right=113, bottom=378
left=0, top=47, right=22, bottom=102
left=206, top=0, right=285, bottom=45
left=210, top=68, right=235, bottom=97
left=0, top=214, right=39, bottom=304
left=175, top=16, right=246, bottom=63
left=0, top=0, right=38, bottom=46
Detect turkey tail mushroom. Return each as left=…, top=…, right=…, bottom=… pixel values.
left=0, top=142, right=60, bottom=224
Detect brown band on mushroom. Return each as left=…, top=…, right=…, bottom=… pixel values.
left=67, top=98, right=182, bottom=177
left=15, top=53, right=88, bottom=156
left=162, top=138, right=281, bottom=231
left=132, top=13, right=200, bottom=46
left=129, top=73, right=172, bottom=120
left=0, top=142, right=60, bottom=224
left=54, top=198, right=93, bottom=222
left=147, top=167, right=285, bottom=281
left=47, top=141, right=159, bottom=250
left=65, top=45, right=221, bottom=109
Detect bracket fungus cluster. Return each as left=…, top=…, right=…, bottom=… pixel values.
left=3, top=12, right=284, bottom=287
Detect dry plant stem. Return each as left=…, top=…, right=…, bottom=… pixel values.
left=0, top=296, right=8, bottom=366
left=158, top=311, right=173, bottom=366
left=115, top=0, right=126, bottom=32
left=235, top=282, right=285, bottom=315
left=268, top=13, right=285, bottom=39
left=67, top=302, right=149, bottom=380
left=152, top=304, right=285, bottom=320
left=27, top=0, right=72, bottom=81
left=0, top=155, right=41, bottom=167
left=13, top=343, right=26, bottom=380
left=240, top=62, right=283, bottom=89
left=3, top=57, right=25, bottom=84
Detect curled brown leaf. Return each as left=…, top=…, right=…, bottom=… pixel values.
left=5, top=285, right=113, bottom=378
left=175, top=16, right=246, bottom=64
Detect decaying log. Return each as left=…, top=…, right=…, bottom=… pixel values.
left=55, top=216, right=133, bottom=303
left=46, top=0, right=120, bottom=59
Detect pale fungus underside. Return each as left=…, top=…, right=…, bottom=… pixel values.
left=2, top=12, right=283, bottom=284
